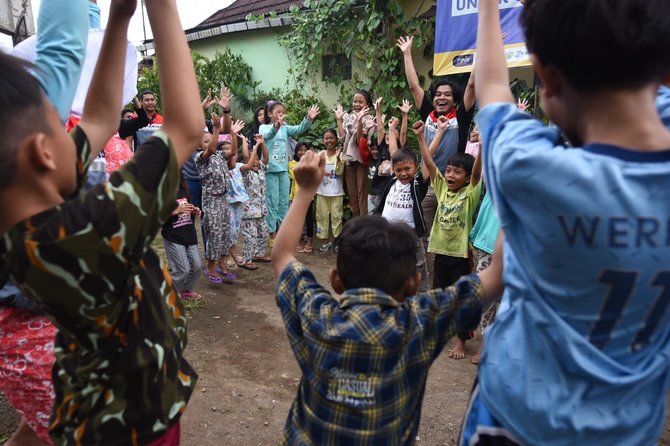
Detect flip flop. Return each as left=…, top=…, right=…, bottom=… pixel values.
left=253, top=255, right=271, bottom=263
left=303, top=246, right=313, bottom=253
left=225, top=258, right=238, bottom=270
left=204, top=272, right=222, bottom=284
left=239, top=262, right=258, bottom=271
left=296, top=245, right=306, bottom=253
left=180, top=291, right=202, bottom=300
left=235, top=255, right=245, bottom=265
left=216, top=267, right=236, bottom=282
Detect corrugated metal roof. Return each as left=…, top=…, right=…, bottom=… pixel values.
left=191, top=0, right=303, bottom=31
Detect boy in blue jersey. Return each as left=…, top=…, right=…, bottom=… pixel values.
left=460, top=0, right=670, bottom=445
left=271, top=150, right=501, bottom=445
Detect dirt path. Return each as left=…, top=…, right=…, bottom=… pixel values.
left=3, top=247, right=670, bottom=445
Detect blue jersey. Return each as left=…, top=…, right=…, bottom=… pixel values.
left=475, top=87, right=670, bottom=446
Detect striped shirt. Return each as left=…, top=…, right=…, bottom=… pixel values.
left=276, top=261, right=482, bottom=445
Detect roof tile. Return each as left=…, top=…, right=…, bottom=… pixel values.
left=194, top=0, right=303, bottom=30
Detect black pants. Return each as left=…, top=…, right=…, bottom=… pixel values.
left=433, top=254, right=473, bottom=342
left=304, top=201, right=315, bottom=238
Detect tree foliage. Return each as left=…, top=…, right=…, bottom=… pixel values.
left=278, top=0, right=435, bottom=119
left=137, top=50, right=260, bottom=114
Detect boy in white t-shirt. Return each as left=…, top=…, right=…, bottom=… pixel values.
left=376, top=146, right=432, bottom=291
left=316, top=129, right=345, bottom=252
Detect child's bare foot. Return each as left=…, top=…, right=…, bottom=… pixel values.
left=448, top=339, right=467, bottom=360
left=471, top=340, right=484, bottom=365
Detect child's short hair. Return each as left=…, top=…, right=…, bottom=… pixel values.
left=0, top=54, right=47, bottom=188
left=446, top=153, right=475, bottom=176
left=521, top=0, right=670, bottom=91
left=334, top=215, right=417, bottom=296
left=391, top=148, right=417, bottom=165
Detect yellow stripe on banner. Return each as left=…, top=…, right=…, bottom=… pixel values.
left=434, top=43, right=532, bottom=76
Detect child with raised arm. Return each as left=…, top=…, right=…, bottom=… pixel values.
left=335, top=89, right=374, bottom=216
left=271, top=150, right=498, bottom=446
left=460, top=1, right=670, bottom=445
left=260, top=101, right=320, bottom=244
left=224, top=119, right=249, bottom=269
left=240, top=135, right=270, bottom=270
left=417, top=117, right=482, bottom=360
left=196, top=113, right=236, bottom=283
left=0, top=0, right=204, bottom=442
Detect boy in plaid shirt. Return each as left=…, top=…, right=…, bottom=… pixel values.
left=272, top=150, right=501, bottom=445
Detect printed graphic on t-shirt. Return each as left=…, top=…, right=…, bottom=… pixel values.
left=172, top=198, right=194, bottom=229
left=271, top=142, right=287, bottom=163
left=382, top=181, right=414, bottom=228
left=436, top=190, right=467, bottom=231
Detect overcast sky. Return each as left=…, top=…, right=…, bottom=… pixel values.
left=0, top=0, right=235, bottom=52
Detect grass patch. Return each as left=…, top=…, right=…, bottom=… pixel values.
left=182, top=296, right=205, bottom=313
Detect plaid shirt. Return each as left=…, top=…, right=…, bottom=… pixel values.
left=276, top=262, right=483, bottom=445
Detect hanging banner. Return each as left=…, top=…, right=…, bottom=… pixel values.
left=433, top=0, right=531, bottom=75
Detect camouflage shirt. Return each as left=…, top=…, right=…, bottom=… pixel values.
left=0, top=127, right=197, bottom=445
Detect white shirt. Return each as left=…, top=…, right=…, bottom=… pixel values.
left=381, top=181, right=414, bottom=228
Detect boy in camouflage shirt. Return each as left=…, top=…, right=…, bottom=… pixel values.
left=0, top=0, right=205, bottom=444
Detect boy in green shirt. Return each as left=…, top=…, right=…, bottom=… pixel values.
left=415, top=117, right=482, bottom=359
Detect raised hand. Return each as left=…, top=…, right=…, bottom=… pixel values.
left=517, top=97, right=530, bottom=112
left=396, top=35, right=414, bottom=55
left=388, top=116, right=399, bottom=130
left=307, top=105, right=320, bottom=122
left=231, top=119, right=245, bottom=134
left=399, top=99, right=412, bottom=114
left=216, top=84, right=234, bottom=110
left=254, top=134, right=265, bottom=145
left=437, top=115, right=449, bottom=131
left=211, top=112, right=221, bottom=131
left=355, top=106, right=370, bottom=121
left=110, top=0, right=137, bottom=19
left=333, top=104, right=344, bottom=120
left=201, top=88, right=216, bottom=110
left=293, top=150, right=325, bottom=193
left=411, top=120, right=424, bottom=136
left=374, top=97, right=383, bottom=111
left=364, top=118, right=376, bottom=134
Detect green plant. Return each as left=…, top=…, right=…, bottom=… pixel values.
left=275, top=0, right=434, bottom=121
left=137, top=51, right=260, bottom=116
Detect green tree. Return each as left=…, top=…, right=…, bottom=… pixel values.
left=276, top=0, right=435, bottom=120
left=136, top=50, right=260, bottom=116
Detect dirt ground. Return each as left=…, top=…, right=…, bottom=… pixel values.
left=3, top=246, right=670, bottom=445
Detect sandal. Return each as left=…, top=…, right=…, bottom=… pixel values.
left=216, top=267, right=236, bottom=282
left=225, top=258, right=238, bottom=270
left=253, top=255, right=271, bottom=263
left=180, top=291, right=202, bottom=300
left=204, top=272, right=222, bottom=284
left=235, top=255, right=245, bottom=265
left=296, top=245, right=305, bottom=253
left=239, top=262, right=258, bottom=271
left=303, top=245, right=313, bottom=253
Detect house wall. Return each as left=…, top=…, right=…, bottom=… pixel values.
left=187, top=2, right=533, bottom=109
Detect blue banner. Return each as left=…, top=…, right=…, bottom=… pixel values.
left=434, top=0, right=530, bottom=75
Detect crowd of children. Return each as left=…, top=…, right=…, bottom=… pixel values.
left=2, top=0, right=670, bottom=445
